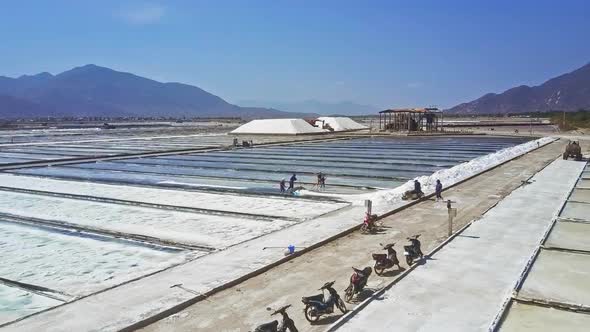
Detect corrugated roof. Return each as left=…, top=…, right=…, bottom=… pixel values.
left=380, top=108, right=440, bottom=113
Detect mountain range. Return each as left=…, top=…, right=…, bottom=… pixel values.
left=0, top=65, right=312, bottom=119
left=449, top=62, right=590, bottom=114
left=3, top=62, right=589, bottom=119
left=238, top=99, right=379, bottom=116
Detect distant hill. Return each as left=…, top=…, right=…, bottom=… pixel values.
left=238, top=99, right=379, bottom=116
left=0, top=65, right=312, bottom=119
left=0, top=95, right=58, bottom=119
left=448, top=62, right=590, bottom=114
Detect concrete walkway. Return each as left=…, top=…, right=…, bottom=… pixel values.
left=139, top=142, right=566, bottom=332
left=498, top=163, right=590, bottom=331
left=336, top=159, right=585, bottom=331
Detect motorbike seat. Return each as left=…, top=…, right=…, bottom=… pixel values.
left=254, top=320, right=278, bottom=332
left=352, top=267, right=365, bottom=274
left=302, top=294, right=324, bottom=304
left=372, top=253, right=387, bottom=260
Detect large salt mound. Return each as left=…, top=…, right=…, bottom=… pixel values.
left=230, top=119, right=327, bottom=135
left=317, top=117, right=367, bottom=132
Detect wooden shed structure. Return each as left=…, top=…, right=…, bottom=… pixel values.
left=379, top=108, right=442, bottom=132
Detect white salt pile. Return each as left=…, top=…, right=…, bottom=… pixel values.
left=230, top=119, right=327, bottom=135
left=365, top=136, right=556, bottom=214
left=317, top=117, right=367, bottom=132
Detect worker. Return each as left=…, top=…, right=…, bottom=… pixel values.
left=320, top=173, right=326, bottom=189
left=414, top=179, right=423, bottom=197
left=288, top=173, right=297, bottom=191
left=280, top=179, right=286, bottom=194
left=435, top=179, right=443, bottom=201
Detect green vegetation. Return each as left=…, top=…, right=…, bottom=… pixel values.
left=520, top=110, right=590, bottom=130
left=496, top=109, right=590, bottom=130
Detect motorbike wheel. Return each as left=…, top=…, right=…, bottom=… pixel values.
left=304, top=305, right=320, bottom=323
left=344, top=288, right=353, bottom=303
left=374, top=263, right=385, bottom=276
left=336, top=297, right=347, bottom=314
left=360, top=223, right=368, bottom=234
left=406, top=256, right=413, bottom=266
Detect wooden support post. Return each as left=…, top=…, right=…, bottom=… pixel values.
left=447, top=200, right=457, bottom=237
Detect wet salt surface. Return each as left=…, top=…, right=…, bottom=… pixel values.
left=0, top=174, right=348, bottom=220
left=0, top=191, right=296, bottom=249
left=0, top=284, right=61, bottom=325
left=11, top=166, right=392, bottom=191
left=0, top=221, right=198, bottom=296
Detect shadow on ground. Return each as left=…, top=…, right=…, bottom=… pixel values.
left=347, top=288, right=376, bottom=304
left=310, top=313, right=347, bottom=326
left=380, top=267, right=406, bottom=277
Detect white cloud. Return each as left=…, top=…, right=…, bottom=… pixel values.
left=407, top=82, right=423, bottom=88
left=116, top=3, right=166, bottom=25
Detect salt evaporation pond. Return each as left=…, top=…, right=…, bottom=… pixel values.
left=0, top=284, right=61, bottom=325
left=9, top=136, right=531, bottom=193
left=0, top=221, right=196, bottom=296
left=0, top=174, right=348, bottom=220
left=0, top=135, right=532, bottom=325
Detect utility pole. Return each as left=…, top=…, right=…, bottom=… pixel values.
left=447, top=200, right=457, bottom=237
left=365, top=199, right=372, bottom=216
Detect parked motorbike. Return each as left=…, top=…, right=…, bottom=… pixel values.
left=403, top=234, right=424, bottom=266
left=360, top=213, right=379, bottom=234
left=372, top=243, right=400, bottom=275
left=254, top=305, right=298, bottom=332
left=402, top=189, right=424, bottom=201
left=302, top=281, right=347, bottom=322
left=344, top=267, right=372, bottom=302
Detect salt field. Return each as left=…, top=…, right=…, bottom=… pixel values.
left=0, top=284, right=61, bottom=325
left=7, top=136, right=530, bottom=194
left=0, top=132, right=533, bottom=327
left=496, top=163, right=590, bottom=331
left=0, top=221, right=196, bottom=295
left=0, top=129, right=329, bottom=166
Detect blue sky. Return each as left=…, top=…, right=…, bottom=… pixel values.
left=1, top=0, right=589, bottom=108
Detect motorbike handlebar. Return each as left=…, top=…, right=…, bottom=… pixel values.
left=271, top=304, right=291, bottom=316
left=319, top=281, right=335, bottom=290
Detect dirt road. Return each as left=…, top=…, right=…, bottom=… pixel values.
left=141, top=140, right=565, bottom=332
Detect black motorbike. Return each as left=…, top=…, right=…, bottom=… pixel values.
left=254, top=305, right=298, bottom=332
left=302, top=281, right=347, bottom=323
left=372, top=243, right=400, bottom=275
left=344, top=267, right=372, bottom=302
left=403, top=234, right=424, bottom=266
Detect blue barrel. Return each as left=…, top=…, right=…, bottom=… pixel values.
left=288, top=245, right=295, bottom=254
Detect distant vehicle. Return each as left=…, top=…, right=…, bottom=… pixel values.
left=402, top=189, right=424, bottom=200
left=344, top=267, right=372, bottom=302
left=254, top=305, right=298, bottom=332
left=563, top=141, right=582, bottom=161
left=301, top=281, right=346, bottom=322
left=102, top=123, right=116, bottom=129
